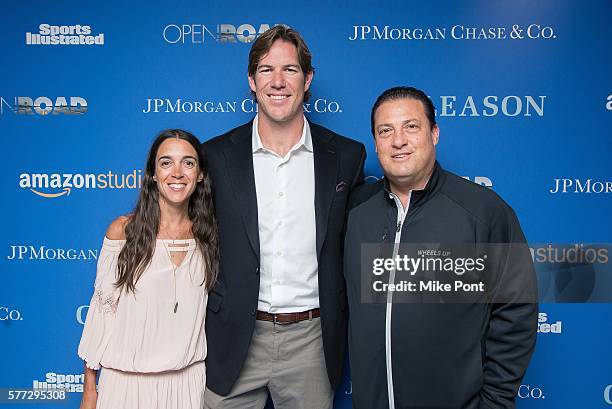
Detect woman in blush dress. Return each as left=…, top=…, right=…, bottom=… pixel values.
left=78, top=129, right=218, bottom=409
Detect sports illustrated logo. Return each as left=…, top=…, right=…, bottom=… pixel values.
left=19, top=170, right=142, bottom=198
left=142, top=98, right=342, bottom=114
left=517, top=384, right=546, bottom=399
left=163, top=23, right=281, bottom=44
left=26, top=24, right=104, bottom=46
left=350, top=24, right=556, bottom=41
left=33, top=373, right=84, bottom=392
left=436, top=95, right=545, bottom=117
left=606, top=95, right=612, bottom=111
left=604, top=384, right=612, bottom=405
left=7, top=245, right=99, bottom=261
left=0, top=96, right=87, bottom=115
left=0, top=306, right=23, bottom=321
left=537, top=312, right=562, bottom=334
left=462, top=176, right=493, bottom=188
left=76, top=305, right=89, bottom=325
left=549, top=178, right=612, bottom=194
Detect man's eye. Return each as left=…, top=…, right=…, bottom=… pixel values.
left=286, top=68, right=298, bottom=73
left=160, top=160, right=172, bottom=167
left=259, top=68, right=271, bottom=73
left=379, top=128, right=391, bottom=135
left=184, top=160, right=196, bottom=168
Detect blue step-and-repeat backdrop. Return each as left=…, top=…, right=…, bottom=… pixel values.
left=1, top=1, right=611, bottom=408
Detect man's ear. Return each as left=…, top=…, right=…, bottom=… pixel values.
left=304, top=70, right=314, bottom=93
left=248, top=74, right=257, bottom=93
left=432, top=125, right=440, bottom=146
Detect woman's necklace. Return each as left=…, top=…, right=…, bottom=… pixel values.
left=162, top=240, right=180, bottom=314
left=159, top=223, right=192, bottom=314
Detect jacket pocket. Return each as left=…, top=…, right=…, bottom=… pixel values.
left=207, top=290, right=224, bottom=313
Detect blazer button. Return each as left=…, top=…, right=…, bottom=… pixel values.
left=255, top=266, right=260, bottom=274
left=250, top=309, right=256, bottom=317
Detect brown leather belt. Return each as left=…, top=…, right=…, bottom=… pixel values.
left=256, top=308, right=320, bottom=325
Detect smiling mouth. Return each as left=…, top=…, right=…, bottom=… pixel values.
left=168, top=183, right=187, bottom=191
left=269, top=94, right=289, bottom=101
left=391, top=152, right=412, bottom=159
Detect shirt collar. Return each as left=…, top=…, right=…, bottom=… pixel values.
left=252, top=114, right=313, bottom=154
left=383, top=161, right=442, bottom=209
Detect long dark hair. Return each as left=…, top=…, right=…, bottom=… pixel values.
left=115, top=129, right=218, bottom=292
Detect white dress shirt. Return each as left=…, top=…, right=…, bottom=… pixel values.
left=252, top=115, right=319, bottom=313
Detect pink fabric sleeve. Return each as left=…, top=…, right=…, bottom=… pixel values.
left=77, top=238, right=124, bottom=370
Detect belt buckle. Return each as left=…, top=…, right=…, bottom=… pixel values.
left=277, top=313, right=292, bottom=325
left=273, top=313, right=294, bottom=325
left=273, top=313, right=289, bottom=325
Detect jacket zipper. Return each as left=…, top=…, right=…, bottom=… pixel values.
left=385, top=190, right=411, bottom=409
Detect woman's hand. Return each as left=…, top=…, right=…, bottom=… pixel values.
left=80, top=388, right=98, bottom=409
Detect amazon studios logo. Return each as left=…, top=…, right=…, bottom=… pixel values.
left=163, top=23, right=280, bottom=44
left=0, top=96, right=87, bottom=115
left=19, top=170, right=142, bottom=198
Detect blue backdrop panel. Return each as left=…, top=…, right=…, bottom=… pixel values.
left=1, top=1, right=611, bottom=408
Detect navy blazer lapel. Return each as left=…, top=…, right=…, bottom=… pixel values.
left=224, top=123, right=260, bottom=260
left=312, top=128, right=338, bottom=260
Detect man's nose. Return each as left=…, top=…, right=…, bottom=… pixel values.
left=391, top=129, right=409, bottom=148
left=270, top=70, right=286, bottom=88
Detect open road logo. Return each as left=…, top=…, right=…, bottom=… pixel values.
left=0, top=96, right=87, bottom=115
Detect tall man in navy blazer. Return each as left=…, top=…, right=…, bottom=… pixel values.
left=201, top=26, right=365, bottom=409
